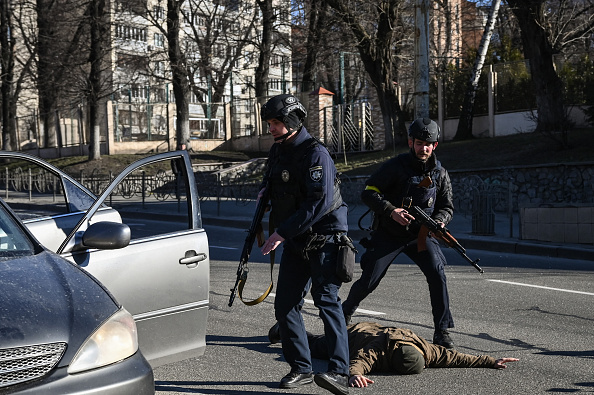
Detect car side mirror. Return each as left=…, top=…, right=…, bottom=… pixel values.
left=82, top=222, right=131, bottom=250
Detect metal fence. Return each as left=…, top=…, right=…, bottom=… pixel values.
left=323, top=102, right=375, bottom=154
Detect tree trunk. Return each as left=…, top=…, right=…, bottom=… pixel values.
left=0, top=0, right=15, bottom=150
left=88, top=0, right=107, bottom=160
left=255, top=0, right=274, bottom=101
left=301, top=0, right=327, bottom=93
left=454, top=0, right=500, bottom=141
left=36, top=0, right=59, bottom=148
left=167, top=0, right=191, bottom=149
left=507, top=0, right=568, bottom=147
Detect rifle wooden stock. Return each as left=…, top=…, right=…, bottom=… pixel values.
left=409, top=205, right=484, bottom=273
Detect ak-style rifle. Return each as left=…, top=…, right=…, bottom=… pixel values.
left=228, top=159, right=275, bottom=307
left=408, top=205, right=484, bottom=273
left=228, top=186, right=271, bottom=307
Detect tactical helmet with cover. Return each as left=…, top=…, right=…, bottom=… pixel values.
left=408, top=118, right=440, bottom=143
left=261, top=94, right=307, bottom=133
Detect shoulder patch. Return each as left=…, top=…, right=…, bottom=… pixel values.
left=309, top=166, right=323, bottom=182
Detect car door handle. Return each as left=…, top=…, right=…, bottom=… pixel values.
left=179, top=251, right=207, bottom=266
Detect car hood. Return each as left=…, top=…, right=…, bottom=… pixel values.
left=0, top=250, right=119, bottom=366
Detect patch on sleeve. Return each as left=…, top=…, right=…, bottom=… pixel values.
left=309, top=166, right=323, bottom=182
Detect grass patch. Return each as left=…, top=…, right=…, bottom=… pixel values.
left=336, top=127, right=594, bottom=176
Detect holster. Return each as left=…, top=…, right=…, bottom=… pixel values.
left=334, top=233, right=357, bottom=283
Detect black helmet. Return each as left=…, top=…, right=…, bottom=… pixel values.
left=261, top=94, right=307, bottom=132
left=408, top=118, right=440, bottom=142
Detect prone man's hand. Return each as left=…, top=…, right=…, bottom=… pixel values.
left=349, top=374, right=374, bottom=387
left=493, top=358, right=519, bottom=369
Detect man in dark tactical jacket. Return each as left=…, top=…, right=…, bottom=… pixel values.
left=342, top=117, right=458, bottom=349
left=259, top=94, right=351, bottom=395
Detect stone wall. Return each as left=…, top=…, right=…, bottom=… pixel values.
left=338, top=163, right=594, bottom=245
left=520, top=205, right=593, bottom=244
left=449, top=162, right=594, bottom=211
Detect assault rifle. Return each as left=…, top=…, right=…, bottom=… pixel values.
left=228, top=186, right=272, bottom=307
left=408, top=205, right=484, bottom=273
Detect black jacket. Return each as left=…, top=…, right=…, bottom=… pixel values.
left=361, top=150, right=453, bottom=239
left=263, top=127, right=348, bottom=239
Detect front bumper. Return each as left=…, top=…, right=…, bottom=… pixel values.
left=3, top=351, right=154, bottom=394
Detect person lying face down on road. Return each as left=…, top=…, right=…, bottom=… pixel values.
left=274, top=321, right=518, bottom=388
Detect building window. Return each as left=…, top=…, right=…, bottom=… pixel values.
left=154, top=33, right=164, bottom=47
left=153, top=6, right=164, bottom=20
left=115, top=24, right=147, bottom=42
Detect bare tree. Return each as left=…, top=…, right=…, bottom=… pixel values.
left=87, top=0, right=109, bottom=160
left=183, top=0, right=258, bottom=136
left=506, top=0, right=594, bottom=148
left=166, top=0, right=191, bottom=149
left=35, top=0, right=90, bottom=149
left=1, top=0, right=17, bottom=150
left=325, top=0, right=410, bottom=149
left=255, top=0, right=274, bottom=101
left=299, top=0, right=328, bottom=93
left=454, top=0, right=500, bottom=140
left=432, top=0, right=455, bottom=72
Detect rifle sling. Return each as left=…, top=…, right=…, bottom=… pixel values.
left=238, top=220, right=275, bottom=306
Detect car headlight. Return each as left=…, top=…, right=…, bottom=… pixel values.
left=68, top=308, right=139, bottom=374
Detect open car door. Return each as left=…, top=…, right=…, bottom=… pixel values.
left=0, top=150, right=209, bottom=368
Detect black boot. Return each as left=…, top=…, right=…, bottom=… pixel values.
left=433, top=329, right=455, bottom=349
left=314, top=372, right=349, bottom=395
left=279, top=372, right=314, bottom=388
left=268, top=322, right=281, bottom=344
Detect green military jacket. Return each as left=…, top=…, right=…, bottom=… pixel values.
left=347, top=322, right=496, bottom=376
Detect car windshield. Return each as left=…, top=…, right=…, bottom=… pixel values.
left=0, top=204, right=36, bottom=260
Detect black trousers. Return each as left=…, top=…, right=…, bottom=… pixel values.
left=342, top=231, right=454, bottom=330
left=274, top=238, right=349, bottom=375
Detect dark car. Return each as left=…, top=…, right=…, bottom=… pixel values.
left=0, top=197, right=154, bottom=393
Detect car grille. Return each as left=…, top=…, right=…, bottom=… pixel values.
left=0, top=343, right=66, bottom=389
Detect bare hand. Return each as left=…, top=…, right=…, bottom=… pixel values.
left=493, top=358, right=519, bottom=369
left=261, top=231, right=284, bottom=255
left=349, top=375, right=374, bottom=387
left=390, top=208, right=415, bottom=226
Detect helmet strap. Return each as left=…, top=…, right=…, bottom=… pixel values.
left=273, top=126, right=299, bottom=142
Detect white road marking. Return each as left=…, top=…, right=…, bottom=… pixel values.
left=269, top=293, right=386, bottom=316
left=488, top=279, right=594, bottom=296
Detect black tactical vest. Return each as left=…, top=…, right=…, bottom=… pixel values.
left=268, top=138, right=342, bottom=228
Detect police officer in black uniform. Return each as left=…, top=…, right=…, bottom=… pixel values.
left=259, top=94, right=350, bottom=395
left=342, top=117, right=456, bottom=349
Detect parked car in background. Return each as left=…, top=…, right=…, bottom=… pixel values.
left=0, top=151, right=210, bottom=392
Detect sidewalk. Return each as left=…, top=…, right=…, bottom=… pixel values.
left=197, top=199, right=594, bottom=262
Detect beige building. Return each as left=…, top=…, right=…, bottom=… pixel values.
left=11, top=0, right=291, bottom=156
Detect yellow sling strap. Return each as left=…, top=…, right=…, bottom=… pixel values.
left=237, top=220, right=275, bottom=306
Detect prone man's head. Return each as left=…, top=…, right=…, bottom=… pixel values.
left=391, top=344, right=425, bottom=375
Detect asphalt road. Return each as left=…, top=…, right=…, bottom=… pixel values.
left=153, top=224, right=594, bottom=395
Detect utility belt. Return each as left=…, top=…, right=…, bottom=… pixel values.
left=293, top=230, right=357, bottom=283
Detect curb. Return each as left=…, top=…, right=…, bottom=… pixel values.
left=200, top=217, right=594, bottom=262
left=120, top=210, right=594, bottom=262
